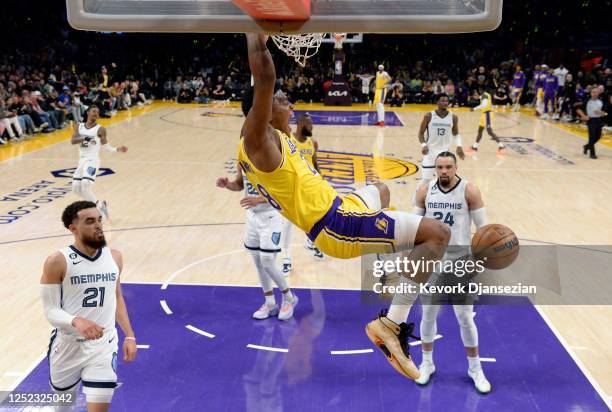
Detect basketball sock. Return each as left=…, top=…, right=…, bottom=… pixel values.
left=468, top=355, right=482, bottom=371
left=249, top=250, right=273, bottom=293
left=282, top=218, right=292, bottom=259
left=422, top=350, right=434, bottom=364
left=473, top=142, right=479, bottom=148
left=260, top=253, right=289, bottom=291
left=387, top=277, right=419, bottom=324
left=265, top=294, right=276, bottom=306
left=376, top=103, right=384, bottom=122
left=80, top=180, right=97, bottom=203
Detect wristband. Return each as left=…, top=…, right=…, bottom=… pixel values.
left=125, top=336, right=136, bottom=341
left=421, top=143, right=428, bottom=148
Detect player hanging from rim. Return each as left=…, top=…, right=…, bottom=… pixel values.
left=239, top=33, right=451, bottom=380
left=71, top=106, right=128, bottom=220
left=282, top=113, right=325, bottom=274
left=469, top=89, right=505, bottom=153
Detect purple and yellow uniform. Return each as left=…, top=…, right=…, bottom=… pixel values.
left=543, top=73, right=559, bottom=113
left=237, top=129, right=398, bottom=259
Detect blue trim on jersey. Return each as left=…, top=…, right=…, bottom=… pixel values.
left=82, top=380, right=118, bottom=388
left=244, top=244, right=281, bottom=254
left=70, top=245, right=102, bottom=262
left=50, top=378, right=81, bottom=392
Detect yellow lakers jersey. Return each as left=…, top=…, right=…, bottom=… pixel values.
left=480, top=92, right=493, bottom=113
left=238, top=130, right=337, bottom=233
left=375, top=72, right=389, bottom=89
left=293, top=136, right=315, bottom=169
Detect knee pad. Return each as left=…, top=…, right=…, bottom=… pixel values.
left=82, top=386, right=115, bottom=404
left=453, top=305, right=478, bottom=347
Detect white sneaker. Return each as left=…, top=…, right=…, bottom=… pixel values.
left=252, top=303, right=279, bottom=320
left=415, top=361, right=436, bottom=386
left=312, top=247, right=325, bottom=259
left=468, top=367, right=492, bottom=394
left=541, top=114, right=549, bottom=120
left=282, top=258, right=292, bottom=275
left=303, top=239, right=315, bottom=251
left=278, top=293, right=298, bottom=321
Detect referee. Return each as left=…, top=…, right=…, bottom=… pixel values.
left=581, top=87, right=608, bottom=159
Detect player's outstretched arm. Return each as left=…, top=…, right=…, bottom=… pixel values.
left=100, top=126, right=128, bottom=153
left=413, top=182, right=428, bottom=214
left=243, top=34, right=276, bottom=152
left=216, top=162, right=246, bottom=192
left=112, top=249, right=137, bottom=362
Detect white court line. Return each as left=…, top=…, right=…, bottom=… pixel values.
left=246, top=344, right=288, bottom=353
left=161, top=249, right=244, bottom=289
left=480, top=357, right=497, bottom=363
left=409, top=334, right=443, bottom=347
left=392, top=111, right=406, bottom=126
left=8, top=353, right=46, bottom=391
left=160, top=300, right=173, bottom=315
left=136, top=345, right=150, bottom=349
left=567, top=346, right=589, bottom=351
left=185, top=324, right=215, bottom=339
left=534, top=306, right=612, bottom=411
left=330, top=349, right=374, bottom=355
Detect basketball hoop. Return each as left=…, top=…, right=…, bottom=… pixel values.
left=271, top=33, right=325, bottom=67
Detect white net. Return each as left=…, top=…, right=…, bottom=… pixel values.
left=271, top=33, right=325, bottom=67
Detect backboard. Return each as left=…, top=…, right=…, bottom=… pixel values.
left=66, top=0, right=503, bottom=34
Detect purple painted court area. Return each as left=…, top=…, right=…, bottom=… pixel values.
left=292, top=110, right=403, bottom=127
left=15, top=284, right=608, bottom=411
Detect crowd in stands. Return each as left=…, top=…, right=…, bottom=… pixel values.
left=0, top=1, right=609, bottom=144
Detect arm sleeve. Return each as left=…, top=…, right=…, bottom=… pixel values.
left=413, top=207, right=426, bottom=216
left=41, top=284, right=76, bottom=329
left=454, top=133, right=462, bottom=147
left=102, top=143, right=117, bottom=152
left=470, top=207, right=487, bottom=230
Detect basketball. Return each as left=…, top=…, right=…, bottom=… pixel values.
left=471, top=224, right=520, bottom=270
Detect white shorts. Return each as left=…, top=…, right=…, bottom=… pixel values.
left=421, top=150, right=446, bottom=181
left=73, top=157, right=100, bottom=183
left=244, top=209, right=283, bottom=254
left=48, top=328, right=118, bottom=392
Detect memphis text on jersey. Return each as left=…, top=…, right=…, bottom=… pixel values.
left=70, top=272, right=117, bottom=285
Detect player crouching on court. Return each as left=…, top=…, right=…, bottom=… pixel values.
left=413, top=152, right=491, bottom=393
left=41, top=201, right=137, bottom=411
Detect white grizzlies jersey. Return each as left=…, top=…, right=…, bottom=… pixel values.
left=59, top=246, right=118, bottom=336
left=425, top=178, right=472, bottom=252
left=78, top=123, right=102, bottom=159
left=426, top=110, right=453, bottom=153
left=243, top=175, right=273, bottom=213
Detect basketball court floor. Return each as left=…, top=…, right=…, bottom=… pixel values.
left=1, top=102, right=611, bottom=411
